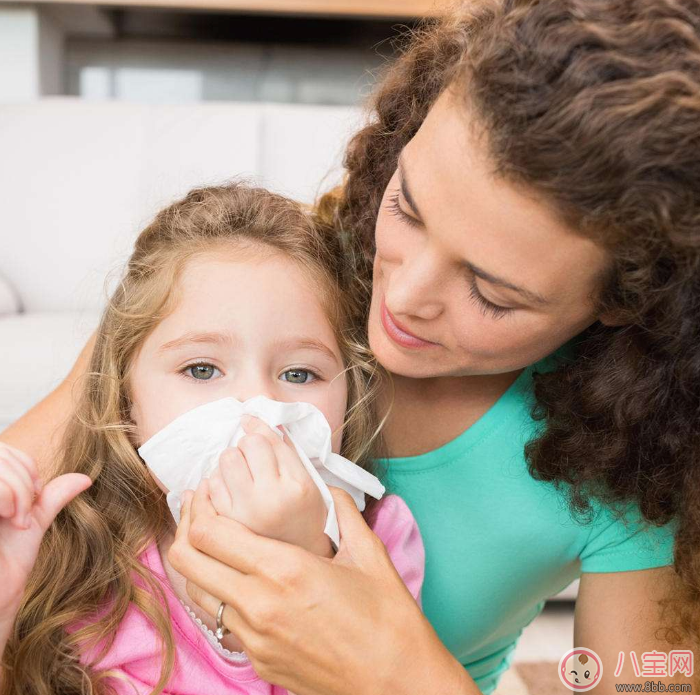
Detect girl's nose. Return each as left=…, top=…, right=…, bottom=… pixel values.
left=230, top=373, right=276, bottom=403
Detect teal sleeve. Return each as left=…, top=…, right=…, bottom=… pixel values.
left=580, top=500, right=677, bottom=573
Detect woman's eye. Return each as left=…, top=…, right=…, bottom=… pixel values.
left=280, top=368, right=317, bottom=384
left=386, top=190, right=422, bottom=229
left=182, top=363, right=221, bottom=381
left=467, top=277, right=516, bottom=321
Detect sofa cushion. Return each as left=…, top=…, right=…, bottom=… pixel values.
left=0, top=99, right=362, bottom=315
left=0, top=272, right=20, bottom=315
left=0, top=311, right=100, bottom=430
left=0, top=99, right=262, bottom=314
left=260, top=102, right=362, bottom=203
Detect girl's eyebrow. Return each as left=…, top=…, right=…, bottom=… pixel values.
left=272, top=337, right=341, bottom=365
left=156, top=332, right=340, bottom=364
left=157, top=331, right=235, bottom=354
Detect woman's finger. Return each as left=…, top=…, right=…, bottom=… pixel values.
left=170, top=487, right=249, bottom=598
left=170, top=532, right=250, bottom=613
left=174, top=488, right=194, bottom=543
left=328, top=486, right=379, bottom=566
left=184, top=480, right=300, bottom=576
left=184, top=578, right=249, bottom=639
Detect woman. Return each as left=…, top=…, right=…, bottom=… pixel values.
left=2, top=0, right=698, bottom=693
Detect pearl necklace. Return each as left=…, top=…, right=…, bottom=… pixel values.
left=178, top=598, right=249, bottom=663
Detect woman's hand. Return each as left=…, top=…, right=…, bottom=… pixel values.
left=0, top=442, right=92, bottom=626
left=207, top=415, right=332, bottom=558
left=168, top=482, right=474, bottom=695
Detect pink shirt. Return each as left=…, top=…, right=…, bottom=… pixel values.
left=69, top=494, right=425, bottom=694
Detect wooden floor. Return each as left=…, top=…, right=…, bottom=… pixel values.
left=498, top=663, right=570, bottom=695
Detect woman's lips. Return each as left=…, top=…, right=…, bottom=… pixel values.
left=380, top=299, right=440, bottom=349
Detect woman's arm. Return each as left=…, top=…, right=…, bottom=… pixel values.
left=0, top=332, right=96, bottom=477
left=169, top=484, right=481, bottom=695
left=575, top=567, right=698, bottom=693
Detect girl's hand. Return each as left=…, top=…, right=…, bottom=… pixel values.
left=0, top=442, right=92, bottom=624
left=168, top=485, right=473, bottom=695
left=205, top=415, right=333, bottom=558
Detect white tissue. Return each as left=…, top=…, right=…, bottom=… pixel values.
left=137, top=396, right=385, bottom=547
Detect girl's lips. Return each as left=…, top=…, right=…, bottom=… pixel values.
left=380, top=299, right=440, bottom=349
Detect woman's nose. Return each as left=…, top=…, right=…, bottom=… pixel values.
left=384, top=252, right=445, bottom=321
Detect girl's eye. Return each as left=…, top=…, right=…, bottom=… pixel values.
left=280, top=368, right=318, bottom=384
left=584, top=671, right=590, bottom=680
left=182, top=363, right=221, bottom=381
left=386, top=190, right=422, bottom=229
left=467, top=278, right=516, bottom=321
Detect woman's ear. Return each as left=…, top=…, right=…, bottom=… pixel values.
left=598, top=308, right=630, bottom=327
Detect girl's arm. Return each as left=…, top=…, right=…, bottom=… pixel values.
left=0, top=332, right=96, bottom=478
left=0, top=444, right=92, bottom=686
left=170, top=485, right=482, bottom=695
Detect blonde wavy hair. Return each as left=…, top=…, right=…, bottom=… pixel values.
left=1, top=182, right=385, bottom=694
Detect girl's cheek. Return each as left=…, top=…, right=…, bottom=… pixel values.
left=321, top=384, right=348, bottom=454
left=330, top=428, right=344, bottom=454
left=129, top=400, right=147, bottom=447
left=149, top=472, right=168, bottom=495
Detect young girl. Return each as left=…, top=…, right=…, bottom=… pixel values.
left=0, top=183, right=424, bottom=694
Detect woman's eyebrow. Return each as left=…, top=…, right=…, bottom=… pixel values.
left=398, top=154, right=551, bottom=307
left=397, top=155, right=423, bottom=219
left=467, top=262, right=552, bottom=306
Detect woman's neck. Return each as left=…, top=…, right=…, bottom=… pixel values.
left=157, top=529, right=246, bottom=654
left=378, top=369, right=524, bottom=458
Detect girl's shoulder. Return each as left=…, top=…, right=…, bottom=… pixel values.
left=368, top=494, right=425, bottom=606
left=369, top=493, right=417, bottom=532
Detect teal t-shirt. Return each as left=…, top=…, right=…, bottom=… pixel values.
left=376, top=344, right=677, bottom=694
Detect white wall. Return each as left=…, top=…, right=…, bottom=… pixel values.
left=0, top=5, right=64, bottom=101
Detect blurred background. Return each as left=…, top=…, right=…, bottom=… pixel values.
left=1, top=1, right=420, bottom=105
left=0, top=2, right=576, bottom=691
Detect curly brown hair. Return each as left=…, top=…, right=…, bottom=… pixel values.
left=318, top=0, right=700, bottom=647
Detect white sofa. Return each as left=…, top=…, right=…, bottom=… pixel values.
left=0, top=97, right=363, bottom=431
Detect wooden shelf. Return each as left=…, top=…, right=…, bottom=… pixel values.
left=9, top=0, right=443, bottom=18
